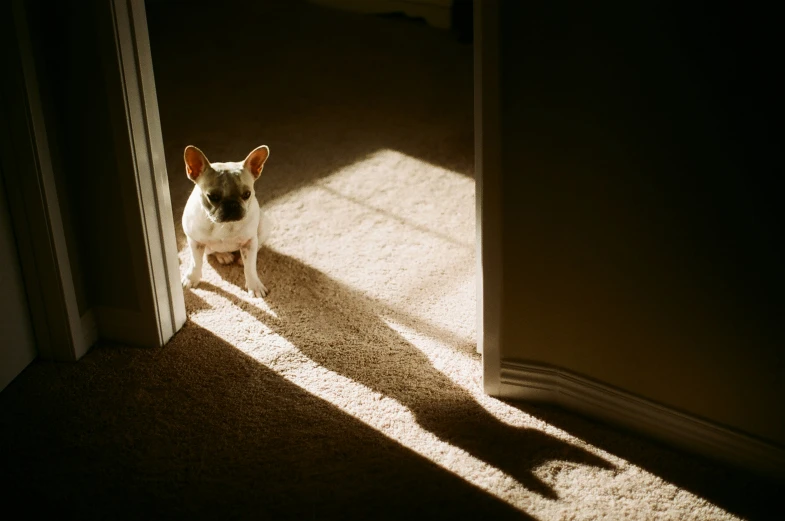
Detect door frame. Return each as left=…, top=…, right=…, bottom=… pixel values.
left=105, top=0, right=186, bottom=347
left=474, top=0, right=503, bottom=394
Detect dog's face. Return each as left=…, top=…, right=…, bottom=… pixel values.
left=184, top=145, right=269, bottom=223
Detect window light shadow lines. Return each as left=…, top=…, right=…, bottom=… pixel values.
left=312, top=181, right=473, bottom=250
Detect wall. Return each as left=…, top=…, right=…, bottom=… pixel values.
left=498, top=1, right=783, bottom=446
left=0, top=167, right=38, bottom=390
left=21, top=0, right=162, bottom=348
left=29, top=1, right=142, bottom=315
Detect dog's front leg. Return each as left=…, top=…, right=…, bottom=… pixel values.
left=182, top=238, right=206, bottom=288
left=240, top=236, right=268, bottom=297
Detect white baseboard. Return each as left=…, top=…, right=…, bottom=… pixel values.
left=500, top=361, right=785, bottom=480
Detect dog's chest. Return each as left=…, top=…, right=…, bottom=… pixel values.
left=183, top=189, right=260, bottom=252
left=203, top=234, right=248, bottom=253
left=188, top=217, right=256, bottom=252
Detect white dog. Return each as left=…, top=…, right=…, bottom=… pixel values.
left=180, top=145, right=272, bottom=297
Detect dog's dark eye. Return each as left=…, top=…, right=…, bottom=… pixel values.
left=207, top=193, right=220, bottom=203
left=242, top=191, right=251, bottom=200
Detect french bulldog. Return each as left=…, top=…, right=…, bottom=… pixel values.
left=181, top=145, right=272, bottom=297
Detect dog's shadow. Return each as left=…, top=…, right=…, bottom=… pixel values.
left=194, top=248, right=615, bottom=499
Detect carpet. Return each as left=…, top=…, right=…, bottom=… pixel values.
left=0, top=1, right=779, bottom=519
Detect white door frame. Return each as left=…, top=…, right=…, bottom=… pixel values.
left=106, top=0, right=186, bottom=346
left=474, top=0, right=503, bottom=395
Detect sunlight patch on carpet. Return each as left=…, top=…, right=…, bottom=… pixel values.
left=263, top=148, right=475, bottom=338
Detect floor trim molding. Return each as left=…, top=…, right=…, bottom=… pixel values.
left=500, top=361, right=785, bottom=479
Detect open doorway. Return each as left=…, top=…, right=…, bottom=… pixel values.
left=146, top=0, right=479, bottom=356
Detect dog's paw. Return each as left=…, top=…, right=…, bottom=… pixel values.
left=246, top=278, right=269, bottom=298
left=182, top=271, right=201, bottom=289
left=214, top=252, right=235, bottom=265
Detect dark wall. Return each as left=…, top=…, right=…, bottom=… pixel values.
left=27, top=1, right=142, bottom=314
left=499, top=1, right=783, bottom=445
left=0, top=163, right=38, bottom=390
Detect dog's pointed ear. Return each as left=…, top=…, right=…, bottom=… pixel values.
left=184, top=146, right=210, bottom=181
left=243, top=145, right=270, bottom=179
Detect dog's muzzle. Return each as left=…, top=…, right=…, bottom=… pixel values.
left=216, top=201, right=244, bottom=222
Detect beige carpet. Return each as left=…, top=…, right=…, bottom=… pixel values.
left=0, top=1, right=779, bottom=520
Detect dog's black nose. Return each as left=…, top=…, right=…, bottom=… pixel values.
left=218, top=200, right=244, bottom=222
left=223, top=200, right=242, bottom=212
